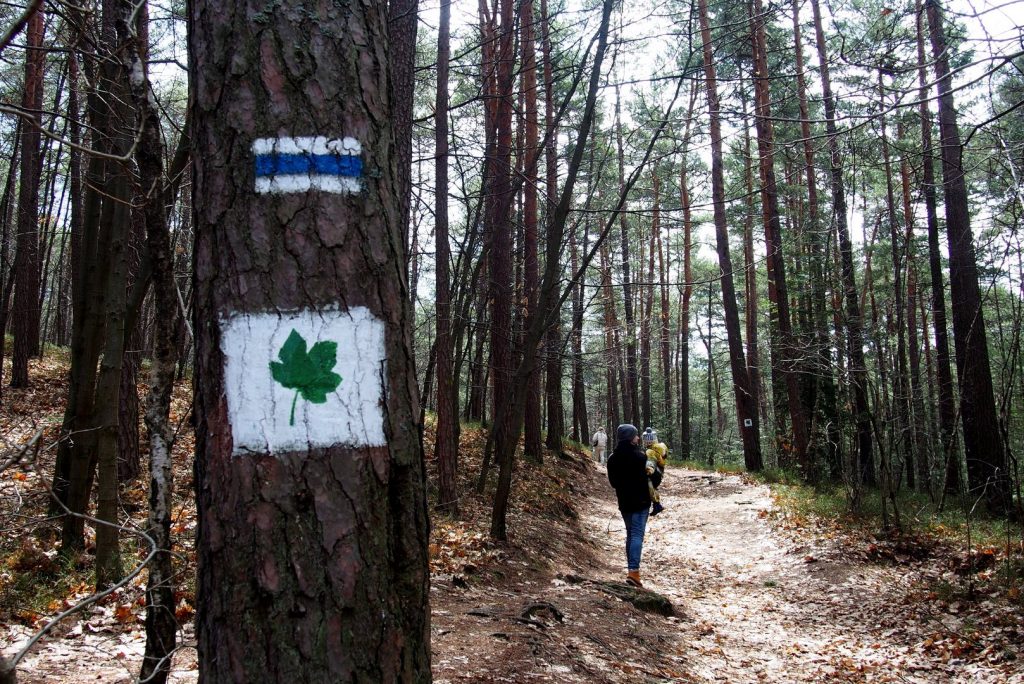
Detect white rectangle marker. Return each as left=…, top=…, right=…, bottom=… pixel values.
left=253, top=135, right=363, bottom=194
left=220, top=306, right=386, bottom=455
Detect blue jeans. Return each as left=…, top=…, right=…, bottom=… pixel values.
left=621, top=508, right=650, bottom=571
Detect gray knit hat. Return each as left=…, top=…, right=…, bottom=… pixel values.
left=616, top=424, right=638, bottom=443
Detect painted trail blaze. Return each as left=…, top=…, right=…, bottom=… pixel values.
left=269, top=329, right=343, bottom=426
left=219, top=307, right=387, bottom=455
left=253, top=136, right=363, bottom=194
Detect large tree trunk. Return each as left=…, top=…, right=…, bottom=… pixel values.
left=191, top=0, right=431, bottom=678
left=0, top=124, right=21, bottom=407
left=10, top=6, right=45, bottom=387
left=926, top=0, right=1010, bottom=513
left=487, top=0, right=518, bottom=533
left=698, top=0, right=762, bottom=471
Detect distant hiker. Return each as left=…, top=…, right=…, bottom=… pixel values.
left=642, top=426, right=657, bottom=449
left=591, top=427, right=608, bottom=465
left=645, top=441, right=668, bottom=516
left=607, top=423, right=661, bottom=588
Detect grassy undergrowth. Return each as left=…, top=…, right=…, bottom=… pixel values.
left=763, top=479, right=1022, bottom=549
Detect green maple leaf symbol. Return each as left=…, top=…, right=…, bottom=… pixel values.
left=269, top=329, right=343, bottom=426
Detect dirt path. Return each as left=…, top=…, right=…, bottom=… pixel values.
left=585, top=466, right=1019, bottom=683
left=6, top=462, right=1021, bottom=682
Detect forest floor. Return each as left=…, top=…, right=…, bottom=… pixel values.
left=1, top=356, right=1022, bottom=682
left=432, top=462, right=1023, bottom=683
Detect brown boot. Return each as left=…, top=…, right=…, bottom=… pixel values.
left=626, top=570, right=642, bottom=587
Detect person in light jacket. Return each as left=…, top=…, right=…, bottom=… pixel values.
left=591, top=426, right=608, bottom=465
left=607, top=424, right=661, bottom=587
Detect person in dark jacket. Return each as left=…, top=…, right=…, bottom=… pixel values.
left=607, top=423, right=662, bottom=587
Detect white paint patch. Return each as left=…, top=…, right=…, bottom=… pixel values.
left=252, top=136, right=362, bottom=156
left=254, top=175, right=363, bottom=194
left=220, top=307, right=387, bottom=455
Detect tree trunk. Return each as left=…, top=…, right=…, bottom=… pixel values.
left=698, top=0, right=762, bottom=471
left=600, top=241, right=622, bottom=427
left=191, top=0, right=431, bottom=677
left=540, top=0, right=564, bottom=453
left=0, top=123, right=21, bottom=407
left=926, top=0, right=1010, bottom=513
left=898, top=124, right=932, bottom=496
left=915, top=0, right=960, bottom=497
left=522, top=0, right=543, bottom=463
left=490, top=0, right=616, bottom=539
left=678, top=162, right=694, bottom=462
left=639, top=221, right=652, bottom=431
left=390, top=0, right=418, bottom=270
left=792, top=0, right=838, bottom=475
left=749, top=0, right=808, bottom=473
left=435, top=0, right=458, bottom=514
left=655, top=175, right=673, bottom=449
left=10, top=6, right=45, bottom=387
left=615, top=85, right=641, bottom=428
left=810, top=0, right=873, bottom=487
left=739, top=80, right=767, bottom=434
left=124, top=5, right=180, bottom=677
left=878, top=71, right=914, bottom=489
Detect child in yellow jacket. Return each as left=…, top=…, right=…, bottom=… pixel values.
left=645, top=441, right=668, bottom=515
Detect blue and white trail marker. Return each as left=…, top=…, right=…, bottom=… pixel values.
left=253, top=136, right=363, bottom=194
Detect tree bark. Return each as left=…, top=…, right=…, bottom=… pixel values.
left=435, top=0, right=458, bottom=514
left=792, top=0, right=838, bottom=475
left=698, top=0, right=762, bottom=471
left=678, top=161, right=694, bottom=461
left=490, top=0, right=616, bottom=539
left=655, top=175, right=673, bottom=449
left=898, top=123, right=932, bottom=495
left=191, top=0, right=431, bottom=678
left=615, top=85, right=641, bottom=428
left=749, top=0, right=808, bottom=473
left=390, top=0, right=418, bottom=269
left=540, top=0, right=565, bottom=453
left=124, top=5, right=180, bottom=677
left=926, top=0, right=1010, bottom=513
left=915, top=0, right=959, bottom=497
left=878, top=71, right=914, bottom=489
left=810, top=0, right=873, bottom=487
left=522, top=0, right=543, bottom=462
left=10, top=6, right=45, bottom=387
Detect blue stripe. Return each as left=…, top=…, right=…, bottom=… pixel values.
left=255, top=153, right=362, bottom=177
